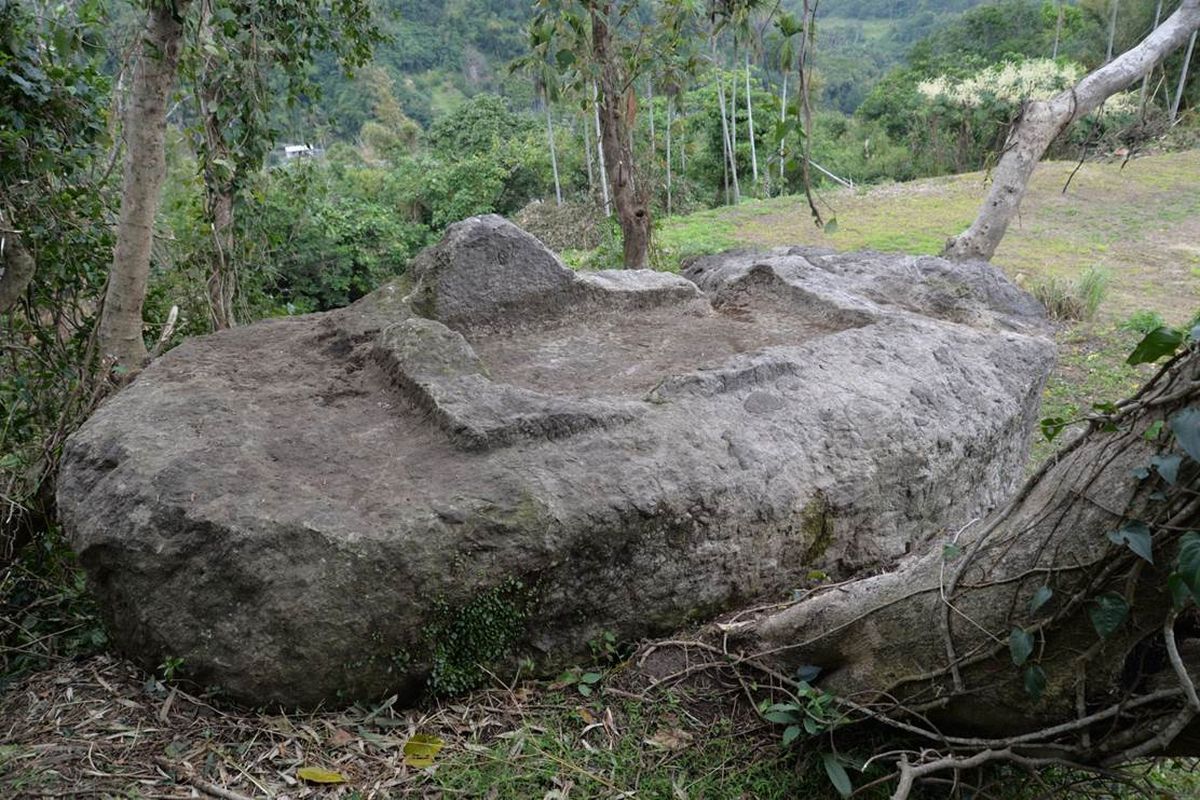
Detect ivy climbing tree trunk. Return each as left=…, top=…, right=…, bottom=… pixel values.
left=98, top=0, right=192, bottom=370
left=591, top=3, right=650, bottom=269
left=197, top=6, right=235, bottom=331
left=943, top=0, right=1200, bottom=262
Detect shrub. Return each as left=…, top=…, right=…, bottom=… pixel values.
left=1030, top=266, right=1109, bottom=321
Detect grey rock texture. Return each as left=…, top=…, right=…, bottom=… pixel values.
left=58, top=215, right=1055, bottom=707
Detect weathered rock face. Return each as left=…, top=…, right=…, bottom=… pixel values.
left=58, top=216, right=1055, bottom=707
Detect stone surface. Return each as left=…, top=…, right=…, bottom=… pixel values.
left=58, top=215, right=1055, bottom=707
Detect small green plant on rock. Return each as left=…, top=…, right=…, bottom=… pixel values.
left=425, top=577, right=539, bottom=696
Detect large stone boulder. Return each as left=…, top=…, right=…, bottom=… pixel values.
left=58, top=216, right=1054, bottom=707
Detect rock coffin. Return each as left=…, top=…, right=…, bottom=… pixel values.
left=58, top=215, right=1055, bottom=706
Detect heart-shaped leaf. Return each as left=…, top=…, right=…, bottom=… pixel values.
left=1168, top=573, right=1197, bottom=609
left=1127, top=327, right=1184, bottom=365
left=1177, top=532, right=1200, bottom=592
left=1107, top=521, right=1153, bottom=564
left=1009, top=627, right=1034, bottom=666
left=1024, top=665, right=1047, bottom=700
left=1040, top=416, right=1067, bottom=442
left=1089, top=593, right=1129, bottom=639
left=1029, top=585, right=1053, bottom=614
left=1151, top=454, right=1183, bottom=484
left=795, top=664, right=822, bottom=683
left=1170, top=408, right=1200, bottom=463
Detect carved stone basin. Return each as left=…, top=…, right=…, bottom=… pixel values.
left=58, top=215, right=1054, bottom=706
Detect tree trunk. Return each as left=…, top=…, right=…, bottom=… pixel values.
left=944, top=0, right=1200, bottom=262
left=0, top=226, right=36, bottom=314
left=797, top=0, right=821, bottom=225
left=204, top=188, right=235, bottom=330
left=545, top=95, right=562, bottom=206
left=729, top=69, right=737, bottom=166
left=591, top=80, right=611, bottom=218
left=1053, top=0, right=1064, bottom=59
left=197, top=5, right=235, bottom=332
left=583, top=118, right=596, bottom=199
left=745, top=52, right=758, bottom=186
left=704, top=346, right=1200, bottom=784
left=647, top=79, right=655, bottom=157
left=715, top=62, right=739, bottom=205
left=1139, top=0, right=1165, bottom=112
left=591, top=4, right=649, bottom=269
left=1170, top=30, right=1198, bottom=122
left=98, top=0, right=191, bottom=370
left=779, top=70, right=787, bottom=192
left=665, top=95, right=673, bottom=216
left=1107, top=0, right=1121, bottom=63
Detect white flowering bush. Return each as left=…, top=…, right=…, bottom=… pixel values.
left=917, top=59, right=1138, bottom=116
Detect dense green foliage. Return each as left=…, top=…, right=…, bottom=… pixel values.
left=0, top=0, right=115, bottom=684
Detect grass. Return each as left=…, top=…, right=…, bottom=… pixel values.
left=656, top=150, right=1200, bottom=324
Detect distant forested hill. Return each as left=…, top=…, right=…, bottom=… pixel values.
left=309, top=0, right=1008, bottom=133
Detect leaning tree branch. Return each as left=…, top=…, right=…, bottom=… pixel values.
left=943, top=0, right=1200, bottom=262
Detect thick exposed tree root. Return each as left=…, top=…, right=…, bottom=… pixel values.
left=631, top=348, right=1200, bottom=796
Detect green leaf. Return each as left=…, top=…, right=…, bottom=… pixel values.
left=1168, top=574, right=1195, bottom=609
left=1170, top=408, right=1200, bottom=463
left=1152, top=453, right=1180, bottom=484
left=1107, top=520, right=1153, bottom=564
left=403, top=733, right=444, bottom=768
left=579, top=672, right=602, bottom=684
left=821, top=753, right=853, bottom=798
left=782, top=725, right=802, bottom=746
left=1024, top=665, right=1047, bottom=700
left=1029, top=585, right=1053, bottom=614
left=942, top=543, right=962, bottom=560
left=803, top=716, right=824, bottom=735
left=823, top=217, right=839, bottom=234
left=1144, top=420, right=1165, bottom=440
left=577, top=683, right=592, bottom=697
left=795, top=664, right=822, bottom=683
left=298, top=766, right=347, bottom=783
left=1127, top=326, right=1184, bottom=365
left=1009, top=627, right=1034, bottom=666
left=1040, top=416, right=1067, bottom=442
left=1089, top=593, right=1129, bottom=638
left=763, top=710, right=801, bottom=724
left=1177, top=532, right=1200, bottom=592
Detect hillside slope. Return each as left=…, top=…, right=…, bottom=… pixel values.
left=660, top=149, right=1200, bottom=324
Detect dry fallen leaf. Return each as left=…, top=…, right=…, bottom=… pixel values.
left=644, top=727, right=693, bottom=751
